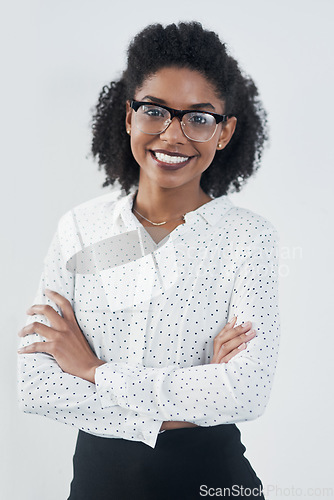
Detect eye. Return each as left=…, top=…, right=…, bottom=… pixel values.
left=187, top=113, right=210, bottom=125
left=141, top=105, right=167, bottom=119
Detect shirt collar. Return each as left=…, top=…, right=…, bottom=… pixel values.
left=111, top=190, right=234, bottom=227
left=111, top=190, right=136, bottom=226
left=192, top=195, right=234, bottom=225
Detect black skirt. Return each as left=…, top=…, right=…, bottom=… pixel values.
left=68, top=424, right=265, bottom=500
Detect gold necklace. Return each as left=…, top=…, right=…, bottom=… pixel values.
left=133, top=207, right=185, bottom=226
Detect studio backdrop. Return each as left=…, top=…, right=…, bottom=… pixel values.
left=2, top=1, right=333, bottom=499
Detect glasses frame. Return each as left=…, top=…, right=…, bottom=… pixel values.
left=129, top=100, right=230, bottom=143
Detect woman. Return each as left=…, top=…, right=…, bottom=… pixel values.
left=18, top=22, right=280, bottom=499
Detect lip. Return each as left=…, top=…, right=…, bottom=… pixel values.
left=150, top=149, right=195, bottom=170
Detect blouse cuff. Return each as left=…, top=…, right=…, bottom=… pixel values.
left=95, top=361, right=145, bottom=409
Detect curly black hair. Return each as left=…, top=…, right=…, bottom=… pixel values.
left=91, top=22, right=268, bottom=197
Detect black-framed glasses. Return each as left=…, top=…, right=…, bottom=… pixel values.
left=130, top=100, right=229, bottom=143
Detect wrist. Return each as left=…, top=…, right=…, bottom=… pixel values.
left=84, top=359, right=106, bottom=384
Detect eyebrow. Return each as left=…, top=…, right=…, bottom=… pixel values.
left=142, top=95, right=216, bottom=111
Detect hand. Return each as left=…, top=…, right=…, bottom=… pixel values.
left=159, top=317, right=256, bottom=432
left=210, top=316, right=256, bottom=364
left=17, top=289, right=106, bottom=383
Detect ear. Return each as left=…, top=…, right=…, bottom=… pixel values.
left=216, top=117, right=237, bottom=151
left=125, top=100, right=132, bottom=135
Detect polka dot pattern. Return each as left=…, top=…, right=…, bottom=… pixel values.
left=18, top=190, right=280, bottom=449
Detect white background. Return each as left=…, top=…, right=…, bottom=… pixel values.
left=1, top=1, right=334, bottom=498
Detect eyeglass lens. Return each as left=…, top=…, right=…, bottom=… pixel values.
left=134, top=104, right=217, bottom=142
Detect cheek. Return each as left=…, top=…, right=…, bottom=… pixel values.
left=129, top=133, right=150, bottom=164
left=201, top=143, right=218, bottom=164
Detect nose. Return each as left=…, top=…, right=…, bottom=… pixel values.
left=159, top=117, right=188, bottom=144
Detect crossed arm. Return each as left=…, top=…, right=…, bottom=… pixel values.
left=17, top=221, right=280, bottom=438
left=18, top=289, right=256, bottom=431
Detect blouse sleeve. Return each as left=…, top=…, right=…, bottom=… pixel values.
left=94, top=224, right=280, bottom=425
left=17, top=216, right=162, bottom=447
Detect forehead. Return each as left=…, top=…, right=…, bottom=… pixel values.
left=135, top=67, right=224, bottom=111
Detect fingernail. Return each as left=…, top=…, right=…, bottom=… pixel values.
left=238, top=343, right=246, bottom=350
left=246, top=328, right=256, bottom=336
left=228, top=316, right=237, bottom=324
left=242, top=321, right=251, bottom=328
left=17, top=349, right=24, bottom=354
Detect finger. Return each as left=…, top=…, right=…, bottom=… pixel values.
left=221, top=343, right=248, bottom=363
left=228, top=315, right=237, bottom=326
left=215, top=316, right=237, bottom=337
left=215, top=320, right=253, bottom=345
left=225, top=316, right=237, bottom=330
left=214, top=322, right=252, bottom=352
left=210, top=343, right=228, bottom=364
left=18, top=321, right=55, bottom=339
left=233, top=321, right=253, bottom=336
left=218, top=329, right=256, bottom=355
left=18, top=341, right=53, bottom=355
left=214, top=330, right=256, bottom=364
left=26, top=304, right=64, bottom=329
left=45, top=289, right=74, bottom=321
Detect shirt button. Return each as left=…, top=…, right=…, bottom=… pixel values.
left=138, top=432, right=145, bottom=440
left=110, top=394, right=118, bottom=405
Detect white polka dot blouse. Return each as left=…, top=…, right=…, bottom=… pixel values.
left=18, top=190, right=280, bottom=449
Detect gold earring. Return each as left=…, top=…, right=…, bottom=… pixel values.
left=217, top=143, right=222, bottom=149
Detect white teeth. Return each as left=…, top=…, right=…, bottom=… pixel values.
left=154, top=152, right=190, bottom=164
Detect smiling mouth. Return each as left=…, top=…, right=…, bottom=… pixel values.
left=151, top=150, right=191, bottom=165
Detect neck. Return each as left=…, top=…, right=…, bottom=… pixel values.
left=133, top=181, right=212, bottom=223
